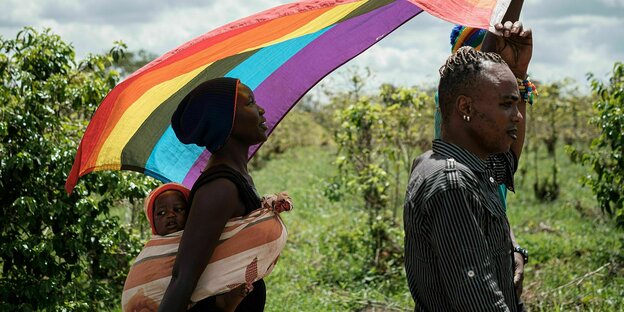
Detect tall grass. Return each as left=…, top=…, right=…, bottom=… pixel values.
left=252, top=141, right=623, bottom=311
left=508, top=143, right=623, bottom=311
left=252, top=146, right=412, bottom=311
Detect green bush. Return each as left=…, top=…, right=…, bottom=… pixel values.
left=0, top=27, right=156, bottom=310
left=569, top=62, right=624, bottom=227
left=251, top=109, right=331, bottom=169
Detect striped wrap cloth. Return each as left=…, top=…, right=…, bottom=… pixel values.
left=121, top=194, right=291, bottom=311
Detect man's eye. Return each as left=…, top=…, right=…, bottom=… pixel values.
left=157, top=210, right=165, bottom=216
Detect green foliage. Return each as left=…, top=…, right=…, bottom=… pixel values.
left=252, top=143, right=623, bottom=311
left=0, top=27, right=156, bottom=310
left=525, top=80, right=595, bottom=201
left=326, top=77, right=433, bottom=274
left=569, top=62, right=624, bottom=227
left=111, top=48, right=158, bottom=77
left=251, top=146, right=413, bottom=311
left=328, top=84, right=433, bottom=209
left=250, top=108, right=332, bottom=169
left=509, top=140, right=623, bottom=311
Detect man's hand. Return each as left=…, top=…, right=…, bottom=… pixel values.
left=513, top=252, right=525, bottom=297
left=483, top=21, right=532, bottom=79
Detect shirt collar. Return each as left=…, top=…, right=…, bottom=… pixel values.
left=432, top=139, right=487, bottom=173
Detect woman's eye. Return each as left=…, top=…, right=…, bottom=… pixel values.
left=157, top=210, right=165, bottom=216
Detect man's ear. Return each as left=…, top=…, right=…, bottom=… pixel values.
left=456, top=95, right=472, bottom=117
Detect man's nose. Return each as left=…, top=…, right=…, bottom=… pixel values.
left=512, top=105, right=523, bottom=123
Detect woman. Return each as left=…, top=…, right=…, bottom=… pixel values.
left=159, top=77, right=277, bottom=311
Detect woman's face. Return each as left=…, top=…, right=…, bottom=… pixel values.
left=153, top=190, right=187, bottom=235
left=229, top=83, right=268, bottom=145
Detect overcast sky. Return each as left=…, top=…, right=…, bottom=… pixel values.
left=1, top=0, right=623, bottom=93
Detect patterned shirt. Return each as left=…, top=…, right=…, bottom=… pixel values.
left=404, top=139, right=518, bottom=312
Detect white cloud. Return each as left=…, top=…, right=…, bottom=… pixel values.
left=1, top=0, right=623, bottom=94
left=598, top=0, right=624, bottom=7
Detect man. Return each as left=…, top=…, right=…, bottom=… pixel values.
left=435, top=0, right=531, bottom=300
left=403, top=20, right=532, bottom=311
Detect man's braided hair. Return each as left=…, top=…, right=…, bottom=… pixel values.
left=438, top=46, right=507, bottom=121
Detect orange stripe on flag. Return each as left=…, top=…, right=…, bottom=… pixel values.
left=83, top=7, right=331, bottom=170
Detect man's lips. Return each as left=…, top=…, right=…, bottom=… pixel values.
left=507, top=129, right=518, bottom=140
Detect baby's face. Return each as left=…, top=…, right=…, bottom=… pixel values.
left=153, top=190, right=187, bottom=235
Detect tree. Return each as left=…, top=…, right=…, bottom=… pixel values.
left=570, top=62, right=624, bottom=227
left=325, top=75, right=433, bottom=273
left=0, top=27, right=156, bottom=310
left=112, top=49, right=158, bottom=77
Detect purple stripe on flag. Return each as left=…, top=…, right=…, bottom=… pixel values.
left=254, top=0, right=422, bottom=149
left=183, top=0, right=422, bottom=186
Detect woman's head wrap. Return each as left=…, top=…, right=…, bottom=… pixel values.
left=450, top=25, right=487, bottom=53
left=144, top=182, right=190, bottom=235
left=171, top=77, right=240, bottom=153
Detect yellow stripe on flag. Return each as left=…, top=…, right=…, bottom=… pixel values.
left=95, top=65, right=210, bottom=167
left=241, top=1, right=367, bottom=53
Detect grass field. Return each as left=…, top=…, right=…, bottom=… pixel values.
left=251, top=142, right=623, bottom=311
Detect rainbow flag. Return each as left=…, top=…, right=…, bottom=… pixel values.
left=409, top=0, right=511, bottom=30
left=65, top=0, right=509, bottom=193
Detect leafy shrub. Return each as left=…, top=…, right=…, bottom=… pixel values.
left=251, top=109, right=331, bottom=169
left=0, top=27, right=156, bottom=310
left=569, top=62, right=624, bottom=227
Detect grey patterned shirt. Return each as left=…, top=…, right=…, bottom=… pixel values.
left=404, top=139, right=518, bottom=312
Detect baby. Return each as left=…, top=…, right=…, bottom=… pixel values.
left=145, top=183, right=190, bottom=236
left=145, top=184, right=293, bottom=236
left=125, top=183, right=292, bottom=312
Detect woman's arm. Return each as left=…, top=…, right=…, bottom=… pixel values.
left=158, top=179, right=246, bottom=312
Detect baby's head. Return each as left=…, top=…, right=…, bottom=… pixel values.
left=144, top=183, right=190, bottom=235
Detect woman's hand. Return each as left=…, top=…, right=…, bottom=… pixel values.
left=262, top=192, right=293, bottom=213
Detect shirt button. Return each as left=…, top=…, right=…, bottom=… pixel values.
left=467, top=270, right=475, bottom=277
left=489, top=177, right=495, bottom=183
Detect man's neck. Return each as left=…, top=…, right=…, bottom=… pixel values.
left=440, top=134, right=488, bottom=160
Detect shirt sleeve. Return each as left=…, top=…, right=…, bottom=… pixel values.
left=427, top=189, right=511, bottom=312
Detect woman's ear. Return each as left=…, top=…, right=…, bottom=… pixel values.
left=456, top=95, right=472, bottom=117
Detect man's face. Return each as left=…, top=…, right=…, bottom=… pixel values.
left=468, top=62, right=523, bottom=155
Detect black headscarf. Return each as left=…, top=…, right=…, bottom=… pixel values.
left=171, top=77, right=239, bottom=153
